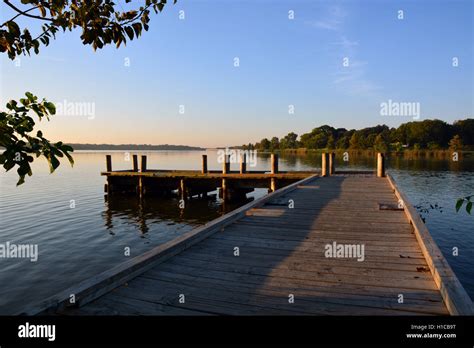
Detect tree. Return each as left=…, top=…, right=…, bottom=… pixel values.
left=373, top=134, right=388, bottom=153
left=326, top=134, right=335, bottom=150
left=449, top=135, right=463, bottom=151
left=0, top=93, right=73, bottom=185
left=270, top=137, right=279, bottom=151
left=453, top=119, right=474, bottom=146
left=1, top=0, right=176, bottom=184
left=258, top=138, right=271, bottom=151
left=349, top=132, right=362, bottom=149
left=280, top=132, right=298, bottom=149
left=336, top=134, right=350, bottom=149
left=1, top=0, right=175, bottom=59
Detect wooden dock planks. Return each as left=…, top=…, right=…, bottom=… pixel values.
left=33, top=175, right=474, bottom=315
left=26, top=174, right=473, bottom=316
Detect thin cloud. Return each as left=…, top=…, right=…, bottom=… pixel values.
left=305, top=5, right=347, bottom=31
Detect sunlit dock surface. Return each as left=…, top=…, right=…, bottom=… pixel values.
left=23, top=164, right=473, bottom=315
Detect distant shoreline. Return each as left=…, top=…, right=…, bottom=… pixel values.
left=65, top=143, right=205, bottom=151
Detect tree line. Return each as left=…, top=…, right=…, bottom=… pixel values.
left=243, top=119, right=474, bottom=152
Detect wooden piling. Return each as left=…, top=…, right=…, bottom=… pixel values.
left=223, top=155, right=230, bottom=174
left=221, top=178, right=228, bottom=201
left=329, top=152, right=335, bottom=175
left=141, top=155, right=147, bottom=172
left=321, top=152, right=329, bottom=177
left=106, top=155, right=112, bottom=172
left=377, top=153, right=385, bottom=177
left=133, top=155, right=138, bottom=172
left=201, top=155, right=208, bottom=174
left=271, top=154, right=279, bottom=174
left=270, top=154, right=279, bottom=192
left=179, top=179, right=187, bottom=200
left=240, top=154, right=246, bottom=174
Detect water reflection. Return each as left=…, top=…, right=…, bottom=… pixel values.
left=103, top=193, right=254, bottom=235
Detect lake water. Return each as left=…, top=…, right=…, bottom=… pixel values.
left=0, top=150, right=473, bottom=314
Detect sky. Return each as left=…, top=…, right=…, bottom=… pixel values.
left=1, top=0, right=473, bottom=147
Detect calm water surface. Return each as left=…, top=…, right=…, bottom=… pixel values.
left=0, top=150, right=473, bottom=314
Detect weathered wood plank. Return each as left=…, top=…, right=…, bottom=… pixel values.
left=32, top=172, right=470, bottom=317
left=21, top=174, right=318, bottom=315
left=387, top=174, right=474, bottom=315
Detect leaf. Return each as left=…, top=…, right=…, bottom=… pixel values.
left=7, top=21, right=20, bottom=37
left=125, top=26, right=134, bottom=40
left=467, top=202, right=473, bottom=214
left=44, top=102, right=56, bottom=115
left=455, top=199, right=463, bottom=212
left=48, top=155, right=60, bottom=173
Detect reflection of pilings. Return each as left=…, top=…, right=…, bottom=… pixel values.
left=137, top=194, right=148, bottom=234
left=104, top=195, right=113, bottom=231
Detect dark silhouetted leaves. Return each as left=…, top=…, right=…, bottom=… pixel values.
left=1, top=93, right=74, bottom=185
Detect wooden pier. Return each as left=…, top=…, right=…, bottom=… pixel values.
left=102, top=153, right=316, bottom=201
left=22, top=153, right=473, bottom=316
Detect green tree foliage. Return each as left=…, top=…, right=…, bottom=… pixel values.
left=256, top=138, right=271, bottom=151
left=453, top=119, right=474, bottom=145
left=0, top=93, right=73, bottom=185
left=449, top=134, right=463, bottom=151
left=279, top=132, right=298, bottom=150
left=270, top=137, right=279, bottom=151
left=373, top=134, right=389, bottom=153
left=1, top=0, right=176, bottom=59
left=349, top=132, right=363, bottom=149
left=1, top=0, right=175, bottom=184
left=326, top=134, right=335, bottom=150
left=248, top=119, right=473, bottom=152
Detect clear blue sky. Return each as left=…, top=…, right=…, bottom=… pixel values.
left=1, top=0, right=472, bottom=147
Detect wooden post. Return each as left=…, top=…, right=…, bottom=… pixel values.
left=222, top=155, right=230, bottom=174
left=240, top=153, right=246, bottom=174
left=329, top=152, right=335, bottom=175
left=106, top=155, right=112, bottom=172
left=270, top=178, right=277, bottom=192
left=133, top=155, right=138, bottom=172
left=377, top=153, right=385, bottom=177
left=222, top=155, right=230, bottom=200
left=270, top=154, right=278, bottom=192
left=321, top=152, right=329, bottom=177
left=201, top=155, right=208, bottom=174
left=221, top=178, right=228, bottom=201
left=180, top=179, right=187, bottom=200
left=271, top=154, right=279, bottom=174
left=141, top=155, right=147, bottom=172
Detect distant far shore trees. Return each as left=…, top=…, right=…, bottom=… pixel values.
left=244, top=119, right=474, bottom=153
